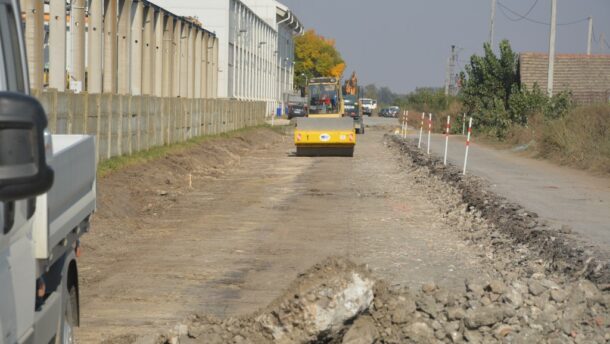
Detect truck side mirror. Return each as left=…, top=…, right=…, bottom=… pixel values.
left=0, top=92, right=53, bottom=201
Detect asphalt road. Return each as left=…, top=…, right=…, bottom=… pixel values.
left=406, top=127, right=610, bottom=254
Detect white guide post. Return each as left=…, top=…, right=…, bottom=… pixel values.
left=463, top=117, right=473, bottom=175
left=427, top=113, right=432, bottom=155
left=462, top=113, right=466, bottom=135
left=418, top=112, right=424, bottom=148
left=443, top=115, right=451, bottom=165
left=403, top=110, right=409, bottom=138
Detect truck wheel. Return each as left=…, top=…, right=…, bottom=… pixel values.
left=61, top=285, right=77, bottom=344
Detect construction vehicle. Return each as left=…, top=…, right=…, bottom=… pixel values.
left=342, top=73, right=364, bottom=134
left=343, top=95, right=364, bottom=134
left=1, top=1, right=97, bottom=343
left=294, top=77, right=356, bottom=157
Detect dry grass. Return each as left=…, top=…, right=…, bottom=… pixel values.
left=538, top=104, right=610, bottom=173
left=403, top=101, right=464, bottom=134
left=505, top=104, right=610, bottom=174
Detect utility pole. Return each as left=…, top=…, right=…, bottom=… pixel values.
left=489, top=0, right=496, bottom=47
left=601, top=32, right=605, bottom=53
left=444, top=45, right=457, bottom=96
left=547, top=0, right=557, bottom=97
left=444, top=56, right=450, bottom=96
left=587, top=17, right=593, bottom=55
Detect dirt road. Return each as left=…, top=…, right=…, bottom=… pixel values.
left=76, top=123, right=497, bottom=342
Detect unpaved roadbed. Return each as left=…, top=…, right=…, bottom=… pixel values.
left=79, top=125, right=609, bottom=343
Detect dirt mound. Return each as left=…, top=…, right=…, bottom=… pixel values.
left=117, top=257, right=609, bottom=343
left=388, top=135, right=609, bottom=285
left=164, top=257, right=376, bottom=343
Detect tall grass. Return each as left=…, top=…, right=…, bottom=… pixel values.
left=537, top=104, right=610, bottom=173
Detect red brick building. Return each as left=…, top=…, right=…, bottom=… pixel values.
left=519, top=53, right=610, bottom=104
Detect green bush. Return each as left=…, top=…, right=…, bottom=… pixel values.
left=461, top=40, right=574, bottom=138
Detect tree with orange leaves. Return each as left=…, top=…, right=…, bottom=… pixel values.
left=295, top=30, right=346, bottom=90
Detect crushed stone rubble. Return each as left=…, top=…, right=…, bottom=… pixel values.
left=138, top=258, right=609, bottom=344
left=104, top=133, right=609, bottom=344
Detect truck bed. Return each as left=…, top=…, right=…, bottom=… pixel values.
left=33, top=135, right=96, bottom=260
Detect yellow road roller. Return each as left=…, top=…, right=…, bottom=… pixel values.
left=294, top=77, right=356, bottom=157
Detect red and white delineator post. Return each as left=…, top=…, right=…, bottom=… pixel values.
left=463, top=117, right=473, bottom=175
left=418, top=112, right=424, bottom=148
left=443, top=115, right=451, bottom=165
left=461, top=113, right=466, bottom=135
left=402, top=110, right=409, bottom=138
left=426, top=113, right=432, bottom=155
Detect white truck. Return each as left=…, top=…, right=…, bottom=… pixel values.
left=0, top=1, right=96, bottom=343
left=359, top=98, right=377, bottom=117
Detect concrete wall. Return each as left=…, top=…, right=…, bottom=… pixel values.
left=23, top=0, right=219, bottom=99
left=154, top=0, right=229, bottom=97
left=34, top=89, right=266, bottom=162
left=520, top=53, right=610, bottom=104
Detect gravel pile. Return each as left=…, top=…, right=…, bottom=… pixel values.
left=366, top=276, right=609, bottom=343
left=153, top=258, right=608, bottom=344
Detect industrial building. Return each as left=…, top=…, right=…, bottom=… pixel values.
left=153, top=0, right=304, bottom=113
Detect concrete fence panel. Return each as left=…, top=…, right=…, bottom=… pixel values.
left=38, top=90, right=266, bottom=162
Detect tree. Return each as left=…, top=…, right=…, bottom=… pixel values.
left=294, top=30, right=346, bottom=89
left=460, top=40, right=519, bottom=136
left=461, top=39, right=573, bottom=138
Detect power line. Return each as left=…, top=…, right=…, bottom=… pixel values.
left=497, top=0, right=539, bottom=22
left=591, top=25, right=610, bottom=50
left=497, top=1, right=588, bottom=26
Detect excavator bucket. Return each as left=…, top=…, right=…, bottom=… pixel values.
left=294, top=117, right=356, bottom=157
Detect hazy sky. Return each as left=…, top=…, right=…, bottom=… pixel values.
left=280, top=0, right=610, bottom=93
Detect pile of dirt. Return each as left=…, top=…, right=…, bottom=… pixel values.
left=162, top=257, right=376, bottom=344
left=388, top=135, right=609, bottom=285
left=129, top=257, right=608, bottom=344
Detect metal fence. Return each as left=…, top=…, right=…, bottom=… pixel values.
left=34, top=89, right=266, bottom=162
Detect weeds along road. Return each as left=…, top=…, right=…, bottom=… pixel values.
left=76, top=119, right=497, bottom=342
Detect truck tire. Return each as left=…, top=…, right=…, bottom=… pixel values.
left=60, top=285, right=77, bottom=344
left=56, top=256, right=79, bottom=344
